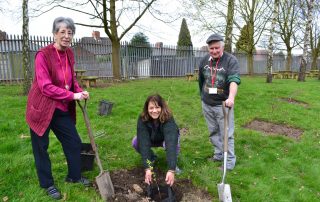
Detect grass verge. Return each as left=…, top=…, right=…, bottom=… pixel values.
left=0, top=76, right=319, bottom=201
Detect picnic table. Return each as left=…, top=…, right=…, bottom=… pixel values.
left=75, top=69, right=87, bottom=79
left=275, top=70, right=299, bottom=79
left=194, top=69, right=199, bottom=80
left=272, top=72, right=281, bottom=79
left=309, top=69, right=319, bottom=77
left=82, top=76, right=99, bottom=88
left=277, top=70, right=293, bottom=79
left=185, top=73, right=194, bottom=81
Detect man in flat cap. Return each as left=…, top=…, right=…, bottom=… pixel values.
left=198, top=33, right=241, bottom=170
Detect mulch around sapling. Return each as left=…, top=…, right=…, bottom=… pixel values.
left=105, top=167, right=212, bottom=202
left=244, top=119, right=303, bottom=139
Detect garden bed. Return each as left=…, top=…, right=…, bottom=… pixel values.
left=103, top=167, right=212, bottom=202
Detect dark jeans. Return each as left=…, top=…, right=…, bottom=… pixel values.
left=30, top=109, right=82, bottom=188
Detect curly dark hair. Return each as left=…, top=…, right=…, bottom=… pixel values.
left=141, top=94, right=172, bottom=123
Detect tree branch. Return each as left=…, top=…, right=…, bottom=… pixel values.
left=103, top=0, right=112, bottom=38
left=74, top=22, right=106, bottom=28
left=119, top=0, right=156, bottom=40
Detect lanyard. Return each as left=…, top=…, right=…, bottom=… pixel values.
left=54, top=47, right=69, bottom=90
left=210, top=57, right=220, bottom=87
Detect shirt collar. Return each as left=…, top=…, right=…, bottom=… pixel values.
left=208, top=53, right=224, bottom=61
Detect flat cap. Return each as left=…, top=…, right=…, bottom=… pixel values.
left=206, top=33, right=224, bottom=44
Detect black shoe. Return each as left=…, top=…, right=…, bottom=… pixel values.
left=65, top=176, right=91, bottom=187
left=47, top=185, right=62, bottom=200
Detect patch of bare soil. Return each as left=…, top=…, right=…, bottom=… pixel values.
left=244, top=119, right=303, bottom=139
left=179, top=128, right=189, bottom=136
left=106, top=167, right=212, bottom=202
left=279, top=97, right=309, bottom=107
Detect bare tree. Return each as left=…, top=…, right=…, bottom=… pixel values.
left=180, top=0, right=271, bottom=75
left=0, top=0, right=9, bottom=13
left=224, top=0, right=235, bottom=52
left=276, top=0, right=302, bottom=71
left=29, top=0, right=158, bottom=80
left=236, top=0, right=271, bottom=75
left=310, top=27, right=320, bottom=71
left=266, top=0, right=279, bottom=83
left=22, top=0, right=32, bottom=94
left=179, top=0, right=237, bottom=51
left=309, top=2, right=320, bottom=72
left=298, top=0, right=314, bottom=81
left=179, top=0, right=230, bottom=43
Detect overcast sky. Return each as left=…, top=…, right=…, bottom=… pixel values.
left=0, top=0, right=208, bottom=47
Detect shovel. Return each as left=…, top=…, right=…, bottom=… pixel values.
left=217, top=101, right=232, bottom=202
left=77, top=100, right=115, bottom=200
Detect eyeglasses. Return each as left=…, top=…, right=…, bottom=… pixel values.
left=57, top=31, right=74, bottom=37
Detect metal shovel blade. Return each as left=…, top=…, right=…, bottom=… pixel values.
left=217, top=183, right=232, bottom=202
left=95, top=171, right=115, bottom=200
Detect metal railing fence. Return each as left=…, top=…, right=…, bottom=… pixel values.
left=0, top=34, right=317, bottom=82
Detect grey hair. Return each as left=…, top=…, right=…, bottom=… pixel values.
left=52, top=17, right=76, bottom=35
left=220, top=41, right=225, bottom=47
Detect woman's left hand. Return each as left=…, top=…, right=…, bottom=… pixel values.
left=145, top=169, right=152, bottom=185
left=82, top=91, right=89, bottom=99
left=165, top=170, right=175, bottom=186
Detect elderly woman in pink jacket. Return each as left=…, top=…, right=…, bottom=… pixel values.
left=26, top=17, right=89, bottom=200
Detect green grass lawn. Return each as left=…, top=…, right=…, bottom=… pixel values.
left=1, top=76, right=320, bottom=202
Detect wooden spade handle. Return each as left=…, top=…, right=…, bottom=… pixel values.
left=222, top=101, right=231, bottom=152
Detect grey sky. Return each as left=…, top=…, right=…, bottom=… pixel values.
left=0, top=0, right=207, bottom=47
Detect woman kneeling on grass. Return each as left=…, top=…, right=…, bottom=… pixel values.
left=132, top=94, right=181, bottom=186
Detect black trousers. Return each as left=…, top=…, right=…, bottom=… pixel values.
left=30, top=109, right=82, bottom=188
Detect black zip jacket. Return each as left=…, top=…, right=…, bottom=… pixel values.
left=137, top=116, right=179, bottom=170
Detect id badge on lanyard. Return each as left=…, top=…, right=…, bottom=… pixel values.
left=209, top=57, right=220, bottom=94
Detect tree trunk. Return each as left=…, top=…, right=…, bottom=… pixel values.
left=102, top=0, right=155, bottom=80
left=310, top=39, right=320, bottom=70
left=247, top=4, right=255, bottom=75
left=22, top=0, right=32, bottom=95
left=224, top=0, right=234, bottom=53
left=108, top=0, right=121, bottom=80
left=310, top=50, right=318, bottom=70
left=298, top=0, right=314, bottom=82
left=286, top=49, right=292, bottom=71
left=247, top=53, right=254, bottom=75
left=266, top=0, right=279, bottom=83
left=111, top=39, right=121, bottom=80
